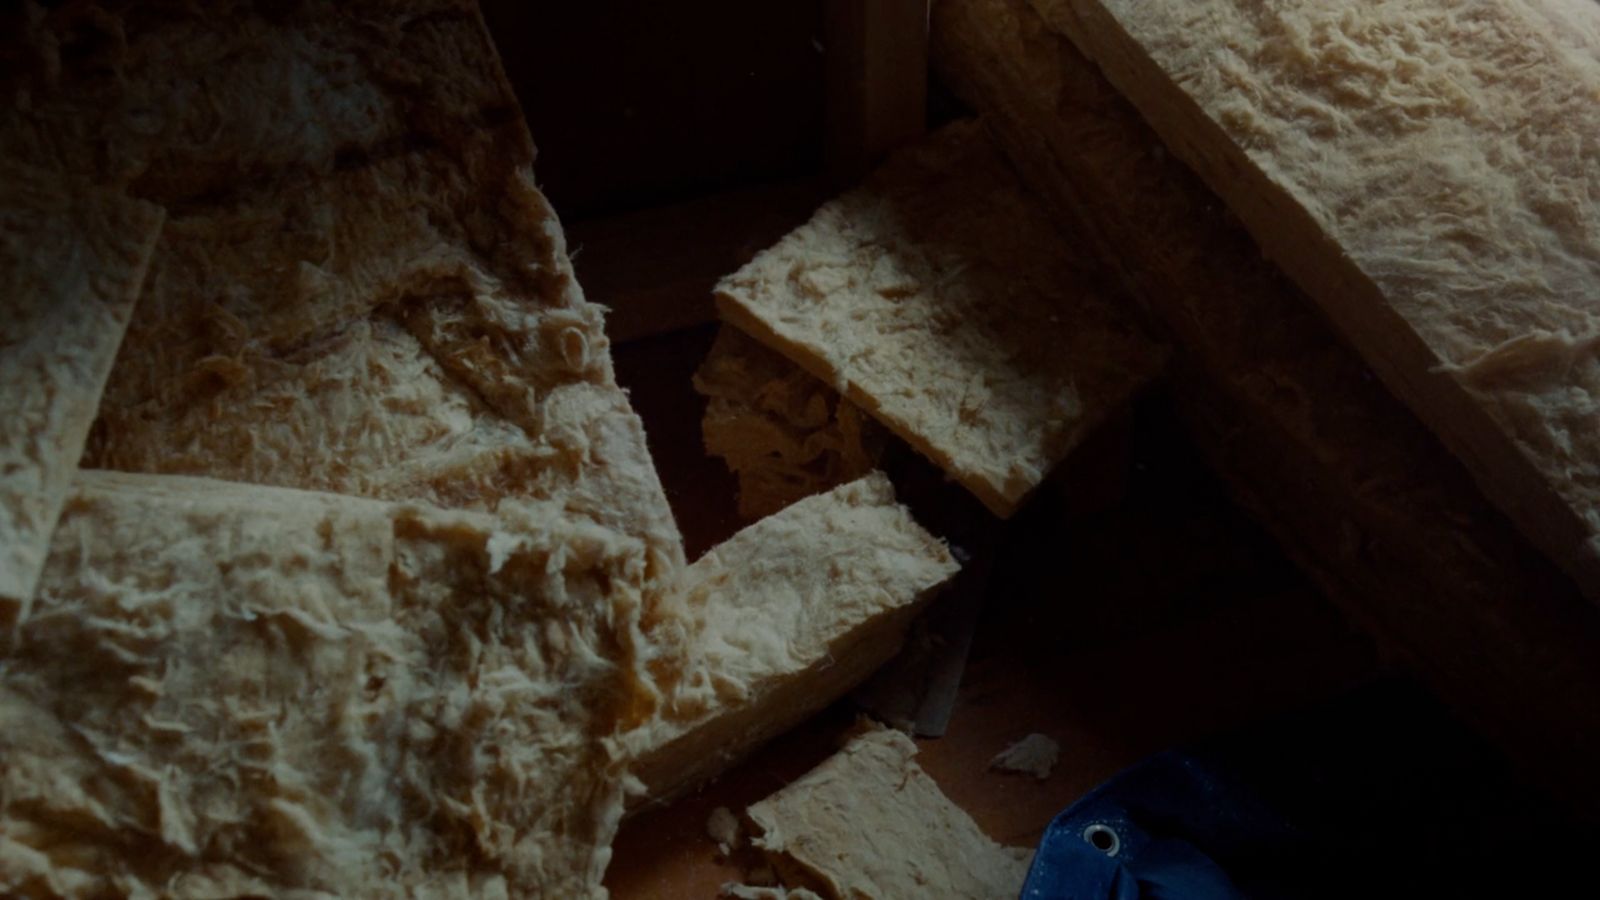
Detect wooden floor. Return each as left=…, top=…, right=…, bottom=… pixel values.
left=604, top=326, right=1381, bottom=897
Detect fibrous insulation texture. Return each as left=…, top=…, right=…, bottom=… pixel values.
left=0, top=471, right=649, bottom=897
left=625, top=473, right=958, bottom=802
left=715, top=119, right=1164, bottom=518
left=1031, top=0, right=1600, bottom=590
left=0, top=160, right=162, bottom=602
left=694, top=326, right=884, bottom=520
left=3, top=0, right=684, bottom=579
left=747, top=726, right=1032, bottom=900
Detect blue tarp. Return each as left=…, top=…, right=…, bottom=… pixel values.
left=1021, top=681, right=1593, bottom=899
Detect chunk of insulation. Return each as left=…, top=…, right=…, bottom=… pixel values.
left=694, top=325, right=885, bottom=520
left=624, top=473, right=959, bottom=805
left=0, top=160, right=162, bottom=603
left=715, top=119, right=1165, bottom=517
left=746, top=726, right=1032, bottom=900
left=6, top=1, right=685, bottom=582
left=0, top=470, right=650, bottom=898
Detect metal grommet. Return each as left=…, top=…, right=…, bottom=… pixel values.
left=1082, top=823, right=1121, bottom=857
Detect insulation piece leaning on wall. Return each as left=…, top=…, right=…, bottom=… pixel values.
left=694, top=325, right=886, bottom=520
left=931, top=0, right=1600, bottom=810
left=0, top=471, right=652, bottom=898
left=745, top=725, right=1033, bottom=900
left=0, top=162, right=163, bottom=603
left=83, top=122, right=684, bottom=581
left=624, top=473, right=959, bottom=806
left=4, top=1, right=686, bottom=584
left=715, top=120, right=1165, bottom=518
left=1033, top=0, right=1600, bottom=599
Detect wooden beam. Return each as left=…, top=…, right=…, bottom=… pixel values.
left=824, top=0, right=929, bottom=181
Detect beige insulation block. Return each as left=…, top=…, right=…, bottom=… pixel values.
left=625, top=473, right=959, bottom=806
left=715, top=119, right=1165, bottom=518
left=82, top=122, right=681, bottom=579
left=933, top=0, right=1600, bottom=808
left=0, top=163, right=162, bottom=602
left=1034, top=0, right=1600, bottom=598
left=694, top=325, right=885, bottom=519
left=6, top=2, right=684, bottom=580
left=0, top=470, right=649, bottom=898
left=746, top=726, right=1032, bottom=900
